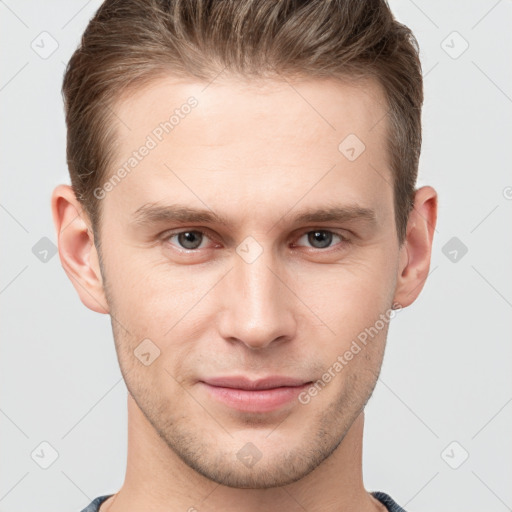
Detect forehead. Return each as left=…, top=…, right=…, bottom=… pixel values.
left=102, top=74, right=393, bottom=229
left=113, top=74, right=389, bottom=147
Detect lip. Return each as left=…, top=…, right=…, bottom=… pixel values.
left=199, top=376, right=312, bottom=413
left=202, top=375, right=310, bottom=390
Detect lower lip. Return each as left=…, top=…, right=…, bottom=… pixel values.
left=200, top=382, right=311, bottom=413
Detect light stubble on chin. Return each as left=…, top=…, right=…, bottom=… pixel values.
left=119, top=339, right=384, bottom=489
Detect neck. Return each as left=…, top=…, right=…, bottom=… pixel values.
left=103, top=394, right=382, bottom=512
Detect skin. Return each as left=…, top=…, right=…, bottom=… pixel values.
left=52, top=75, right=437, bottom=512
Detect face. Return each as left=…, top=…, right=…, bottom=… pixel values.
left=96, top=76, right=401, bottom=488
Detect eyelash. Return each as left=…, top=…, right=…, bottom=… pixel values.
left=161, top=228, right=351, bottom=253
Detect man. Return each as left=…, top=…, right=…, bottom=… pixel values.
left=52, top=0, right=437, bottom=510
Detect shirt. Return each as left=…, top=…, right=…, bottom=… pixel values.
left=80, top=491, right=407, bottom=511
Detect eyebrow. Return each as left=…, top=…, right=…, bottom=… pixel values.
left=130, top=202, right=377, bottom=230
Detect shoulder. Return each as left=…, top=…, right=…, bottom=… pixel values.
left=80, top=495, right=114, bottom=512
left=371, top=491, right=408, bottom=512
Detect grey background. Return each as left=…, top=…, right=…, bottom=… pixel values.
left=1, top=1, right=511, bottom=511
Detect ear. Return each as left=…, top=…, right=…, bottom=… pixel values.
left=51, top=184, right=109, bottom=314
left=393, top=186, right=438, bottom=308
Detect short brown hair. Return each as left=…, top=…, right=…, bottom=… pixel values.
left=62, top=0, right=423, bottom=246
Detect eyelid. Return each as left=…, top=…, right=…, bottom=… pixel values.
left=161, top=227, right=351, bottom=251
left=161, top=228, right=219, bottom=250
left=292, top=228, right=350, bottom=249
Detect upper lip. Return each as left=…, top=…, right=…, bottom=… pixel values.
left=201, top=376, right=311, bottom=390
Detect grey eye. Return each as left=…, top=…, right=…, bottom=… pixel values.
left=173, top=230, right=205, bottom=250
left=303, top=230, right=337, bottom=249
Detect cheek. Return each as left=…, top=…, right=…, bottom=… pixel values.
left=103, top=244, right=198, bottom=319
left=104, top=262, right=225, bottom=383
left=293, top=250, right=396, bottom=329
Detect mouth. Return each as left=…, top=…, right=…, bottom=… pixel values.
left=198, top=376, right=313, bottom=413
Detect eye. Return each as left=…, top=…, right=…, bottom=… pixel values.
left=161, top=228, right=349, bottom=253
left=164, top=229, right=213, bottom=251
left=294, top=229, right=348, bottom=250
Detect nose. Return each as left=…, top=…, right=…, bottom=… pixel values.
left=216, top=248, right=297, bottom=350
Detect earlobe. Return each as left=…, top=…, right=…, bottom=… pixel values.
left=392, top=186, right=438, bottom=308
left=51, top=184, right=109, bottom=314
